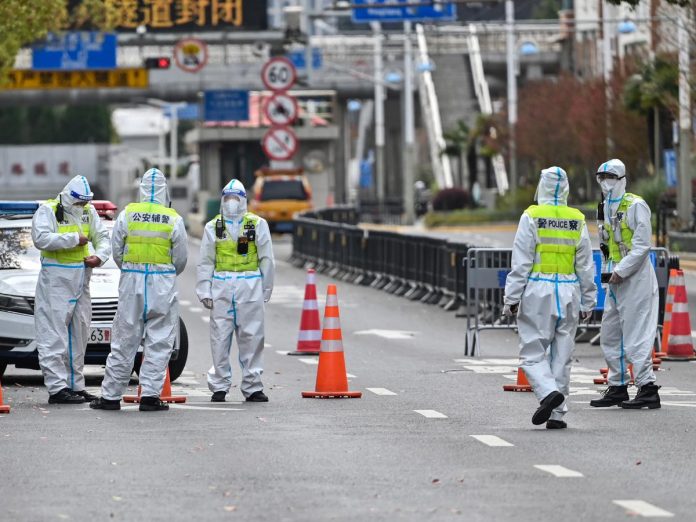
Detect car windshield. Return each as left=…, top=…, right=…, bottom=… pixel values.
left=260, top=179, right=307, bottom=201
left=0, top=226, right=117, bottom=270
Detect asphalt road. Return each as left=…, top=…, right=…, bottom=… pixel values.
left=1, top=236, right=695, bottom=521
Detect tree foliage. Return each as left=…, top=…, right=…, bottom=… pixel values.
left=0, top=0, right=115, bottom=83
left=0, top=105, right=114, bottom=144
left=607, top=0, right=691, bottom=6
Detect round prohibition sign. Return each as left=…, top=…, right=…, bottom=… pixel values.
left=262, top=127, right=298, bottom=161
left=261, top=57, right=297, bottom=91
left=264, top=93, right=299, bottom=126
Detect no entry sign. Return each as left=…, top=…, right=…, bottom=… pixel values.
left=262, top=127, right=298, bottom=161
left=264, top=93, right=299, bottom=125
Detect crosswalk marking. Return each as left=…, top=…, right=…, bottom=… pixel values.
left=612, top=500, right=674, bottom=518
left=188, top=307, right=203, bottom=313
left=470, top=435, right=514, bottom=447
left=179, top=300, right=192, bottom=306
left=298, top=358, right=318, bottom=365
left=534, top=465, right=583, bottom=478
left=414, top=409, right=447, bottom=418
left=275, top=350, right=290, bottom=356
left=366, top=387, right=397, bottom=396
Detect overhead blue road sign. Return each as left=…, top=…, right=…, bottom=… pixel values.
left=204, top=90, right=249, bottom=122
left=163, top=104, right=200, bottom=121
left=33, top=32, right=117, bottom=70
left=664, top=149, right=677, bottom=188
left=288, top=48, right=323, bottom=70
left=352, top=0, right=456, bottom=23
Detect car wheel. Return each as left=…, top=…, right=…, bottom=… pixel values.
left=168, top=318, right=188, bottom=382
left=130, top=319, right=188, bottom=383
left=0, top=363, right=6, bottom=378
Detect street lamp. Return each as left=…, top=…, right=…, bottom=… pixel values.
left=147, top=98, right=187, bottom=178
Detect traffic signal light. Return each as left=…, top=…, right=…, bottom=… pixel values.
left=144, top=57, right=171, bottom=69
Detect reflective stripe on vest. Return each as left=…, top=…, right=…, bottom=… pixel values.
left=123, top=202, right=178, bottom=264
left=41, top=200, right=91, bottom=264
left=525, top=204, right=585, bottom=275
left=212, top=213, right=260, bottom=272
left=607, top=193, right=640, bottom=263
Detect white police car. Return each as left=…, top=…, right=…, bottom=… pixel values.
left=0, top=201, right=188, bottom=381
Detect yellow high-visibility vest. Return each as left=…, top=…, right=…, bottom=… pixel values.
left=525, top=204, right=585, bottom=275
left=607, top=193, right=641, bottom=263
left=41, top=199, right=91, bottom=264
left=123, top=202, right=179, bottom=264
left=211, top=213, right=260, bottom=272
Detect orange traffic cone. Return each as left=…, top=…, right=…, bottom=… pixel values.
left=662, top=269, right=696, bottom=361
left=657, top=270, right=678, bottom=358
left=302, top=285, right=361, bottom=399
left=289, top=269, right=321, bottom=356
left=503, top=368, right=533, bottom=392
left=0, top=377, right=10, bottom=414
left=124, top=366, right=187, bottom=403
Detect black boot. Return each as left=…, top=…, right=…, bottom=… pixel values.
left=546, top=419, right=567, bottom=430
left=246, top=390, right=268, bottom=402
left=211, top=391, right=226, bottom=403
left=89, top=397, right=121, bottom=410
left=48, top=388, right=85, bottom=404
left=75, top=390, right=98, bottom=402
left=589, top=385, right=629, bottom=407
left=139, top=396, right=169, bottom=411
left=621, top=383, right=661, bottom=410
left=532, top=391, right=565, bottom=425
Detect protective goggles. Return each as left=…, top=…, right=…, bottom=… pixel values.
left=595, top=173, right=624, bottom=181
left=222, top=187, right=246, bottom=198
left=70, top=190, right=93, bottom=201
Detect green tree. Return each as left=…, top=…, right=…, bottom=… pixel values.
left=442, top=120, right=470, bottom=187
left=60, top=104, right=114, bottom=143
left=533, top=0, right=562, bottom=20
left=607, top=0, right=690, bottom=5
left=27, top=106, right=60, bottom=143
left=0, top=108, right=27, bottom=143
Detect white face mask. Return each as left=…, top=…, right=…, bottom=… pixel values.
left=600, top=179, right=618, bottom=194
left=222, top=199, right=241, bottom=217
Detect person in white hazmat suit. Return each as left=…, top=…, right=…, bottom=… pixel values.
left=32, top=175, right=111, bottom=404
left=196, top=179, right=275, bottom=403
left=504, top=167, right=597, bottom=429
left=590, top=159, right=661, bottom=409
left=90, top=169, right=187, bottom=412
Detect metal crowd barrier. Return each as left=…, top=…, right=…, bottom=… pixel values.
left=291, top=213, right=471, bottom=312
left=464, top=247, right=675, bottom=357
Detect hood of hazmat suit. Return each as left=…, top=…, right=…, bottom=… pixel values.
left=100, top=168, right=188, bottom=401
left=594, top=158, right=658, bottom=389
left=31, top=175, right=111, bottom=395
left=196, top=178, right=276, bottom=399
left=504, top=166, right=597, bottom=420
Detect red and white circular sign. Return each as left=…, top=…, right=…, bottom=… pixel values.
left=174, top=38, right=208, bottom=73
left=264, top=93, right=299, bottom=126
left=262, top=127, right=298, bottom=161
left=261, top=57, right=296, bottom=91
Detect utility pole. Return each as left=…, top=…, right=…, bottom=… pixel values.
left=505, top=0, right=517, bottom=206
left=677, top=8, right=692, bottom=226
left=403, top=21, right=416, bottom=224
left=602, top=1, right=614, bottom=156
left=170, top=105, right=179, bottom=178
left=372, top=22, right=386, bottom=212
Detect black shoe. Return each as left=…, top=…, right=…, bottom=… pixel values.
left=621, top=383, right=661, bottom=410
left=89, top=397, right=121, bottom=410
left=590, top=385, right=629, bottom=407
left=48, top=388, right=85, bottom=404
left=246, top=391, right=268, bottom=402
left=211, top=391, right=226, bottom=402
left=532, top=391, right=565, bottom=425
left=139, top=396, right=169, bottom=411
left=546, top=419, right=567, bottom=430
left=75, top=390, right=98, bottom=402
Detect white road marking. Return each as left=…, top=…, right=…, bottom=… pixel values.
left=414, top=409, right=447, bottom=419
left=298, top=358, right=318, bottom=365
left=275, top=350, right=290, bottom=356
left=470, top=435, right=514, bottom=447
left=265, top=343, right=273, bottom=348
left=201, top=316, right=210, bottom=323
left=354, top=329, right=416, bottom=340
left=661, top=401, right=696, bottom=408
left=347, top=373, right=357, bottom=378
left=169, top=405, right=245, bottom=411
left=188, top=307, right=203, bottom=313
left=612, top=500, right=674, bottom=518
left=366, top=387, right=397, bottom=396
left=534, top=465, right=583, bottom=478
left=179, top=300, right=192, bottom=306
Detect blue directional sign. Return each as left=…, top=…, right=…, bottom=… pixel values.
left=204, top=90, right=249, bottom=122
left=33, top=32, right=117, bottom=70
left=163, top=104, right=200, bottom=121
left=288, top=48, right=323, bottom=70
left=664, top=149, right=677, bottom=188
left=352, top=0, right=456, bottom=23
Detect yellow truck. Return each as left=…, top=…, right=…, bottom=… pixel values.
left=248, top=168, right=313, bottom=232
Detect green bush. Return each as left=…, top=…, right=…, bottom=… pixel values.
left=629, top=175, right=666, bottom=213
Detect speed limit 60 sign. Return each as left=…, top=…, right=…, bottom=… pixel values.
left=262, top=127, right=298, bottom=161
left=261, top=57, right=297, bottom=91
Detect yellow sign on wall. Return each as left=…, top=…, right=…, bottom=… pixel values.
left=3, top=68, right=149, bottom=90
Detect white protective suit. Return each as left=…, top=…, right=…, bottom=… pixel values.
left=504, top=167, right=597, bottom=420
left=597, top=159, right=658, bottom=387
left=100, top=169, right=188, bottom=400
left=196, top=179, right=275, bottom=398
left=32, top=176, right=111, bottom=394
